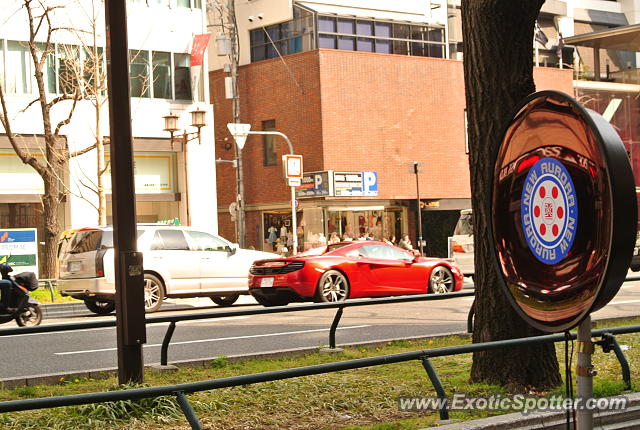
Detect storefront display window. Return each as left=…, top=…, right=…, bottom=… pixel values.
left=262, top=211, right=296, bottom=255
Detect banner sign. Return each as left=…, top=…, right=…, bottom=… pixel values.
left=190, top=33, right=211, bottom=101
left=0, top=228, right=39, bottom=275
left=296, top=171, right=378, bottom=198
left=296, top=171, right=332, bottom=198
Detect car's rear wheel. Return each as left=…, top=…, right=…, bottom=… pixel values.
left=316, top=270, right=349, bottom=302
left=210, top=294, right=240, bottom=307
left=84, top=299, right=116, bottom=315
left=253, top=295, right=289, bottom=307
left=429, top=266, right=454, bottom=293
left=144, top=273, right=165, bottom=313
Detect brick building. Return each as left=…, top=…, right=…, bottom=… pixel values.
left=208, top=0, right=626, bottom=256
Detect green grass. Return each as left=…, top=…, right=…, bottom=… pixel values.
left=30, top=287, right=77, bottom=304
left=1, top=318, right=640, bottom=429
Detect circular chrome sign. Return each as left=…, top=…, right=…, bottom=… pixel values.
left=491, top=91, right=636, bottom=332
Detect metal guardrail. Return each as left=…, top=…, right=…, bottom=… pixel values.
left=0, top=324, right=637, bottom=430
left=38, top=279, right=56, bottom=302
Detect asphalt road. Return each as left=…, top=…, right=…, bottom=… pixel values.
left=1, top=277, right=640, bottom=380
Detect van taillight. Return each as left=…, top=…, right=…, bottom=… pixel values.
left=96, top=249, right=107, bottom=278
left=452, top=241, right=465, bottom=253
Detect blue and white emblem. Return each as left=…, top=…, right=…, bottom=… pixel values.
left=521, top=158, right=578, bottom=265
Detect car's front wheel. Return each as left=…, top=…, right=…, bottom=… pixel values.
left=316, top=270, right=349, bottom=302
left=84, top=299, right=116, bottom=315
left=429, top=266, right=454, bottom=293
left=143, top=273, right=165, bottom=313
left=210, top=294, right=240, bottom=307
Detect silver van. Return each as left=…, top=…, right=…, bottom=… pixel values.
left=57, top=226, right=277, bottom=314
left=450, top=209, right=474, bottom=276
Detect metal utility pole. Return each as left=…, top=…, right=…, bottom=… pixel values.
left=227, top=0, right=245, bottom=247
left=576, top=316, right=594, bottom=429
left=413, top=161, right=424, bottom=255
left=104, top=0, right=146, bottom=384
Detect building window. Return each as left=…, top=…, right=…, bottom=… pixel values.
left=36, top=42, right=57, bottom=94
left=58, top=45, right=81, bottom=95
left=83, top=46, right=105, bottom=98
left=129, top=50, right=150, bottom=97
left=250, top=6, right=314, bottom=62
left=317, top=16, right=445, bottom=58
left=174, top=53, right=191, bottom=100
left=6, top=41, right=33, bottom=93
left=177, top=0, right=190, bottom=7
left=262, top=119, right=277, bottom=166
left=152, top=51, right=172, bottom=99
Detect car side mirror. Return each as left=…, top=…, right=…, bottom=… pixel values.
left=227, top=243, right=238, bottom=255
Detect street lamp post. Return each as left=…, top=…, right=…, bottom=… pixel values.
left=227, top=124, right=299, bottom=253
left=414, top=161, right=424, bottom=255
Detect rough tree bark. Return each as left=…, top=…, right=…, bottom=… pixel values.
left=462, top=0, right=562, bottom=391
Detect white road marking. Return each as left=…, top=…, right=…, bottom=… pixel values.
left=54, top=325, right=371, bottom=356
left=0, top=316, right=251, bottom=339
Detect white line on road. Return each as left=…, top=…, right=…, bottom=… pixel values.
left=54, top=325, right=371, bottom=356
left=0, top=316, right=251, bottom=339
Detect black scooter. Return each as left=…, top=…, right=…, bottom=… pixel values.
left=0, top=263, right=42, bottom=327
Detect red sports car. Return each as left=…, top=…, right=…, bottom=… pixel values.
left=248, top=241, right=464, bottom=307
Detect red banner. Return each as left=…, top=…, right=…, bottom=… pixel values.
left=190, top=33, right=211, bottom=67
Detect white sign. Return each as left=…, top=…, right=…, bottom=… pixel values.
left=0, top=150, right=44, bottom=194
left=227, top=123, right=251, bottom=150
left=283, top=155, right=303, bottom=179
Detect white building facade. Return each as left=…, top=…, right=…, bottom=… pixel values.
left=0, top=0, right=218, bottom=260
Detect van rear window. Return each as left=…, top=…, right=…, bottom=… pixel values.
left=68, top=230, right=112, bottom=254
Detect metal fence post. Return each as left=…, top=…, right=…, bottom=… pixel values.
left=598, top=333, right=632, bottom=390
left=161, top=321, right=177, bottom=366
left=421, top=356, right=449, bottom=420
left=329, top=306, right=344, bottom=349
left=174, top=391, right=202, bottom=430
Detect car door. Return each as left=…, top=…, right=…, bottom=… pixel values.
left=185, top=231, right=247, bottom=293
left=147, top=229, right=199, bottom=294
left=356, top=244, right=424, bottom=296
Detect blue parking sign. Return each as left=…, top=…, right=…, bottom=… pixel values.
left=363, top=171, right=378, bottom=196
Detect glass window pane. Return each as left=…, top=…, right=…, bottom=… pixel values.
left=0, top=40, right=3, bottom=90
left=356, top=20, right=373, bottom=36
left=411, top=42, right=425, bottom=56
left=266, top=25, right=280, bottom=41
left=173, top=53, right=191, bottom=100
left=337, top=36, right=355, bottom=51
left=319, top=34, right=336, bottom=49
left=152, top=51, right=171, bottom=99
left=318, top=16, right=336, bottom=33
left=375, top=22, right=391, bottom=38
left=428, top=43, right=444, bottom=58
left=193, top=0, right=201, bottom=8
left=393, top=23, right=410, bottom=39
left=36, top=42, right=57, bottom=93
left=263, top=119, right=277, bottom=166
left=337, top=18, right=355, bottom=35
left=129, top=49, right=149, bottom=98
left=393, top=39, right=408, bottom=55
left=7, top=41, right=31, bottom=93
left=251, top=28, right=266, bottom=45
left=252, top=45, right=266, bottom=62
left=177, top=0, right=190, bottom=7
left=266, top=44, right=278, bottom=59
left=83, top=46, right=105, bottom=98
left=58, top=44, right=80, bottom=95
left=429, top=28, right=443, bottom=43
left=375, top=39, right=391, bottom=54
left=411, top=26, right=427, bottom=42
left=155, top=230, right=189, bottom=250
left=357, top=38, right=373, bottom=52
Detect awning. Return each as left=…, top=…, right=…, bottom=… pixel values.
left=564, top=23, right=640, bottom=51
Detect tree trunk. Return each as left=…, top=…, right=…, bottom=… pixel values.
left=41, top=172, right=59, bottom=279
left=462, top=0, right=561, bottom=391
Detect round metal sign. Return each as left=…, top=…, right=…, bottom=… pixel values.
left=491, top=90, right=637, bottom=332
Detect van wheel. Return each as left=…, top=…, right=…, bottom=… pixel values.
left=84, top=299, right=116, bottom=315
left=144, top=274, right=165, bottom=313
left=210, top=294, right=240, bottom=307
